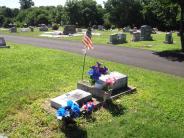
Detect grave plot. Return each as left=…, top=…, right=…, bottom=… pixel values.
left=50, top=62, right=136, bottom=121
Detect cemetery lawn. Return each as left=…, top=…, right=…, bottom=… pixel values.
left=0, top=42, right=184, bottom=138
left=0, top=28, right=181, bottom=52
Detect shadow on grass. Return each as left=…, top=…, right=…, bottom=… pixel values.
left=153, top=50, right=184, bottom=62
left=60, top=119, right=87, bottom=138
left=104, top=100, right=126, bottom=117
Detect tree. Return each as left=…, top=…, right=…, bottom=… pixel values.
left=65, top=0, right=82, bottom=26
left=142, top=0, right=179, bottom=30
left=104, top=0, right=143, bottom=28
left=174, top=0, right=184, bottom=52
left=0, top=15, right=5, bottom=27
left=19, top=0, right=34, bottom=9
left=162, top=0, right=184, bottom=51
left=65, top=0, right=104, bottom=27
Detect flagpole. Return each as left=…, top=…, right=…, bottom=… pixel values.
left=82, top=49, right=87, bottom=80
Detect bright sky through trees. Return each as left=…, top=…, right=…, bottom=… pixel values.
left=0, top=0, right=107, bottom=8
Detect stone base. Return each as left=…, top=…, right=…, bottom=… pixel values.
left=51, top=89, right=92, bottom=109
left=77, top=81, right=130, bottom=100
left=164, top=41, right=173, bottom=44
left=140, top=36, right=153, bottom=41
left=80, top=86, right=136, bottom=112
left=0, top=46, right=10, bottom=48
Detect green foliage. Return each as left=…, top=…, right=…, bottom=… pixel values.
left=37, top=14, right=50, bottom=25
left=2, top=18, right=12, bottom=28
left=19, top=0, right=34, bottom=9
left=65, top=0, right=104, bottom=27
left=142, top=0, right=179, bottom=30
left=52, top=23, right=59, bottom=30
left=104, top=0, right=143, bottom=27
left=0, top=15, right=5, bottom=27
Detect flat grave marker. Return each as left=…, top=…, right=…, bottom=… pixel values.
left=51, top=89, right=92, bottom=109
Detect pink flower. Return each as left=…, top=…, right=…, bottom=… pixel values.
left=106, top=77, right=116, bottom=86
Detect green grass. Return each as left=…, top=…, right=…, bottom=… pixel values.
left=0, top=28, right=181, bottom=52
left=0, top=42, right=184, bottom=138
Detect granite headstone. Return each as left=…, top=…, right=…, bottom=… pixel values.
left=63, top=25, right=76, bottom=35
left=164, top=32, right=173, bottom=44
left=140, top=25, right=152, bottom=41
left=9, top=27, right=17, bottom=33
left=109, top=33, right=126, bottom=44
left=39, top=24, right=48, bottom=32
left=123, top=26, right=130, bottom=32
left=0, top=37, right=10, bottom=48
left=132, top=32, right=141, bottom=42
left=51, top=89, right=92, bottom=109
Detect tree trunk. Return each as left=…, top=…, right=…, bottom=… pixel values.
left=180, top=4, right=184, bottom=52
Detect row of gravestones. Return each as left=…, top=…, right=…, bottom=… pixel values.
left=110, top=25, right=174, bottom=44
left=9, top=26, right=34, bottom=33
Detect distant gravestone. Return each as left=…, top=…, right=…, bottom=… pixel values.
left=86, top=28, right=92, bottom=38
left=63, top=25, right=76, bottom=35
left=132, top=32, right=141, bottom=42
left=20, top=28, right=30, bottom=32
left=109, top=33, right=126, bottom=44
left=152, top=28, right=158, bottom=34
left=129, top=29, right=133, bottom=34
left=76, top=28, right=82, bottom=32
left=123, top=26, right=130, bottom=32
left=9, top=27, right=17, bottom=33
left=98, top=25, right=104, bottom=31
left=29, top=26, right=34, bottom=32
left=50, top=89, right=92, bottom=109
left=164, top=32, right=173, bottom=44
left=140, top=25, right=152, bottom=41
left=133, top=27, right=138, bottom=32
left=0, top=37, right=10, bottom=48
left=39, top=24, right=48, bottom=32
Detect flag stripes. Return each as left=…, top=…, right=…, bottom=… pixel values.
left=82, top=34, right=93, bottom=49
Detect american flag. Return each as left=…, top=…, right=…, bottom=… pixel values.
left=82, top=34, right=93, bottom=50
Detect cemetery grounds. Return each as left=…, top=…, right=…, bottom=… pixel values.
left=0, top=27, right=181, bottom=52
left=0, top=42, right=184, bottom=137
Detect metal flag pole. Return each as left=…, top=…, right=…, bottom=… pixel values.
left=82, top=48, right=87, bottom=80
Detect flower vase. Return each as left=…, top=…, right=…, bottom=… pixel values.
left=103, top=91, right=112, bottom=102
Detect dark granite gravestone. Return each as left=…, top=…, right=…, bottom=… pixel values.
left=164, top=32, right=173, bottom=44
left=109, top=33, right=126, bottom=44
left=86, top=27, right=92, bottom=38
left=140, top=25, right=153, bottom=41
left=98, top=25, right=104, bottom=30
left=63, top=25, right=76, bottom=35
left=9, top=27, right=17, bottom=33
left=39, top=24, right=48, bottom=32
left=0, top=37, right=10, bottom=48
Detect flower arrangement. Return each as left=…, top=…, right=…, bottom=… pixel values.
left=103, top=76, right=116, bottom=102
left=104, top=76, right=116, bottom=92
left=56, top=100, right=80, bottom=120
left=82, top=101, right=95, bottom=114
left=87, top=62, right=108, bottom=85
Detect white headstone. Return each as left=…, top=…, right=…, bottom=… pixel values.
left=51, top=89, right=92, bottom=109
left=98, top=72, right=128, bottom=90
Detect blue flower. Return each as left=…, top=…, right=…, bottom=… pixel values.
left=87, top=62, right=108, bottom=83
